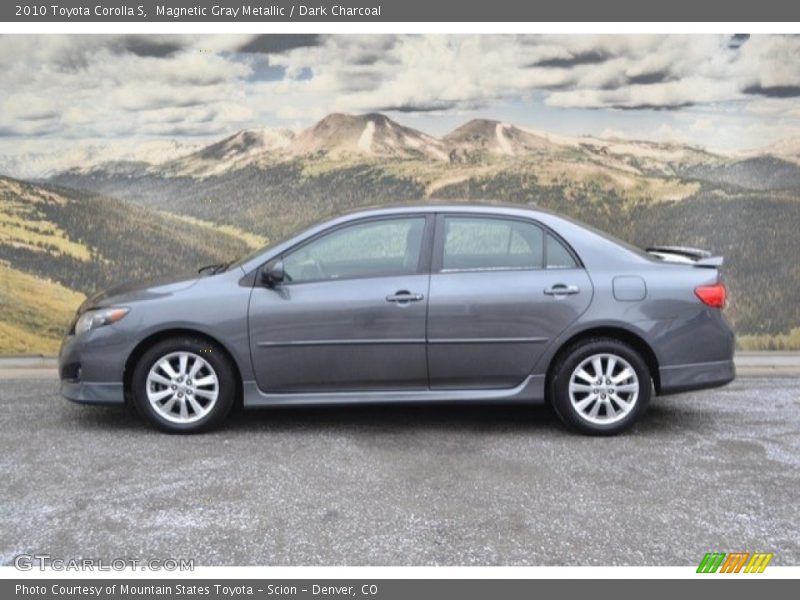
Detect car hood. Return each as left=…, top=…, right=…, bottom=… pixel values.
left=82, top=272, right=201, bottom=310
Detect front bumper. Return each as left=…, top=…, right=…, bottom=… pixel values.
left=59, top=326, right=131, bottom=406
left=658, top=359, right=736, bottom=395
left=61, top=380, right=125, bottom=405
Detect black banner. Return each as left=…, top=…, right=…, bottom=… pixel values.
left=3, top=0, right=800, bottom=22
left=4, top=579, right=798, bottom=600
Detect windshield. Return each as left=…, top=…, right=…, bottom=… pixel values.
left=226, top=212, right=334, bottom=271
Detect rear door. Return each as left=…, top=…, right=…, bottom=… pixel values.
left=426, top=214, right=592, bottom=389
left=248, top=215, right=433, bottom=392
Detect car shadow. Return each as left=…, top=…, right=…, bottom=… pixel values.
left=63, top=399, right=565, bottom=435
left=227, top=402, right=562, bottom=435
left=62, top=393, right=713, bottom=437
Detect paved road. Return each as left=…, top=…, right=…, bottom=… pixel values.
left=1, top=378, right=798, bottom=566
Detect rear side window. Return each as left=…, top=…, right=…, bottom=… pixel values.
left=440, top=216, right=579, bottom=272
left=442, top=217, right=544, bottom=272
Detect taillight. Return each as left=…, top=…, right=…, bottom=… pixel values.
left=695, top=282, right=726, bottom=308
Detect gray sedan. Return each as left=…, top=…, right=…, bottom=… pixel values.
left=59, top=204, right=735, bottom=435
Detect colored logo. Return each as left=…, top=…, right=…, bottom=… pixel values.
left=697, top=552, right=774, bottom=573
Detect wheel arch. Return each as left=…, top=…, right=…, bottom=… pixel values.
left=123, top=328, right=244, bottom=406
left=544, top=326, right=662, bottom=397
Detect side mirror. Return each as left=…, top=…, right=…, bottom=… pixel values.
left=261, top=260, right=285, bottom=286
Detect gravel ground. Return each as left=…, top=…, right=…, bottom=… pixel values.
left=1, top=377, right=798, bottom=566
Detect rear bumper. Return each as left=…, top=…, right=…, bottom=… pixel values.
left=61, top=380, right=125, bottom=405
left=658, top=359, right=735, bottom=395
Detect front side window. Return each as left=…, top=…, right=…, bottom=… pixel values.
left=441, top=217, right=545, bottom=272
left=282, top=217, right=426, bottom=283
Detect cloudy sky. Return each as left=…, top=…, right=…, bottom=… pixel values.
left=2, top=33, right=800, bottom=160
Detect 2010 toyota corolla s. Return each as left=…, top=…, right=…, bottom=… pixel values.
left=59, top=204, right=735, bottom=435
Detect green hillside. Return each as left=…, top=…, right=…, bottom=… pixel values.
left=50, top=156, right=699, bottom=243
left=0, top=261, right=85, bottom=354
left=683, top=156, right=800, bottom=191
left=0, top=176, right=259, bottom=353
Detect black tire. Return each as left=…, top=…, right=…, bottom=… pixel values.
left=131, top=336, right=236, bottom=433
left=549, top=337, right=651, bottom=436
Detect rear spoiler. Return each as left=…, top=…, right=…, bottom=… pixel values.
left=646, top=246, right=723, bottom=268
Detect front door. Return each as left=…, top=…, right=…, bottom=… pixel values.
left=426, top=214, right=592, bottom=389
left=248, top=215, right=432, bottom=392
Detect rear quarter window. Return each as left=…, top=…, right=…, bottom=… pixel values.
left=546, top=233, right=579, bottom=269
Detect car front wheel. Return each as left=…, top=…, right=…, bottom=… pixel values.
left=131, top=337, right=236, bottom=433
left=550, top=338, right=651, bottom=435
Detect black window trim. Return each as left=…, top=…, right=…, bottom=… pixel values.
left=260, top=213, right=436, bottom=286
left=431, top=213, right=583, bottom=274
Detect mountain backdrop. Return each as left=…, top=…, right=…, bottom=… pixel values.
left=2, top=112, right=800, bottom=353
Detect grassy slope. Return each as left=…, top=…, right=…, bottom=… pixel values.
left=0, top=261, right=85, bottom=354
left=738, top=328, right=800, bottom=351
left=0, top=175, right=260, bottom=354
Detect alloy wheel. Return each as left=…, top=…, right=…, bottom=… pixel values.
left=568, top=352, right=639, bottom=425
left=145, top=351, right=219, bottom=424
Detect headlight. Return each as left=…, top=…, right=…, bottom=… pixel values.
left=74, top=307, right=130, bottom=335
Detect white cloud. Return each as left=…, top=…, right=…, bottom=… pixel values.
left=263, top=35, right=749, bottom=113
left=738, top=35, right=800, bottom=91
left=2, top=94, right=60, bottom=121
left=0, top=35, right=257, bottom=140
left=1, top=33, right=800, bottom=155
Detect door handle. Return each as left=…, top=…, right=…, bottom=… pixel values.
left=386, top=291, right=424, bottom=303
left=544, top=284, right=580, bottom=296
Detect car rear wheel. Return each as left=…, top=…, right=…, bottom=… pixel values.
left=550, top=338, right=651, bottom=435
left=131, top=337, right=236, bottom=433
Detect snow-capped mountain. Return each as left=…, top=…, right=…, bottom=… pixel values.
left=0, top=112, right=787, bottom=182
left=443, top=119, right=562, bottom=160
left=156, top=128, right=295, bottom=178
left=290, top=113, right=448, bottom=161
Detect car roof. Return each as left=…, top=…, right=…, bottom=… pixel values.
left=336, top=200, right=553, bottom=219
